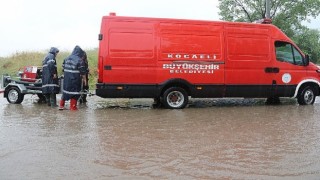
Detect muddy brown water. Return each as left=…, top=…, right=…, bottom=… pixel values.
left=1, top=95, right=320, bottom=179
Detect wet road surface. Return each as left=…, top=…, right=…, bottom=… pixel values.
left=1, top=95, right=320, bottom=179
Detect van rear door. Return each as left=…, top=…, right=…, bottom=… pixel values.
left=104, top=19, right=156, bottom=84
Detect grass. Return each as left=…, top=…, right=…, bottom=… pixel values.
left=0, top=48, right=98, bottom=89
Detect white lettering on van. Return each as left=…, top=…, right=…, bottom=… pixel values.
left=163, top=64, right=170, bottom=69
left=167, top=54, right=173, bottom=58
left=163, top=63, right=220, bottom=74
left=166, top=53, right=217, bottom=60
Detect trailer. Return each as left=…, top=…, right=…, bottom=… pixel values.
left=1, top=66, right=92, bottom=104
left=1, top=66, right=47, bottom=104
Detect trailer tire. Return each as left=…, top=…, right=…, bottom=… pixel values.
left=297, top=86, right=316, bottom=105
left=162, top=87, right=188, bottom=109
left=6, top=87, right=24, bottom=104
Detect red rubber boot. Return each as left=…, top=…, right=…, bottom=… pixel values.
left=59, top=99, right=65, bottom=110
left=70, top=98, right=78, bottom=111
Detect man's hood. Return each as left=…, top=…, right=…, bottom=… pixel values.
left=49, top=47, right=59, bottom=54
left=71, top=45, right=84, bottom=58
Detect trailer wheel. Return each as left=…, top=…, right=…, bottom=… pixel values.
left=162, top=87, right=188, bottom=109
left=297, top=86, right=316, bottom=105
left=6, top=87, right=24, bottom=104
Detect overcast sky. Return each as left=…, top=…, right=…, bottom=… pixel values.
left=0, top=0, right=319, bottom=57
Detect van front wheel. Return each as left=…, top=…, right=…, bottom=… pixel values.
left=162, top=87, right=188, bottom=109
left=297, top=86, right=316, bottom=105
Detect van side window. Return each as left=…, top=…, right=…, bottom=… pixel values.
left=275, top=41, right=304, bottom=65
left=293, top=47, right=304, bottom=65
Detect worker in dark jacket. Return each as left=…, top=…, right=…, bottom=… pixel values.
left=42, top=47, right=59, bottom=107
left=79, top=51, right=89, bottom=103
left=59, top=45, right=87, bottom=110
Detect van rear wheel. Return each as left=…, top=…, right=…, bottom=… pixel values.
left=297, top=86, right=316, bottom=105
left=162, top=87, right=188, bottom=109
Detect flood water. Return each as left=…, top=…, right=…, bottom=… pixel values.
left=1, top=95, right=320, bottom=179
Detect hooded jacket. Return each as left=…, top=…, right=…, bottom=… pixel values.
left=42, top=47, right=59, bottom=94
left=62, top=45, right=86, bottom=100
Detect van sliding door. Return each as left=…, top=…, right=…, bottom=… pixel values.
left=224, top=24, right=274, bottom=97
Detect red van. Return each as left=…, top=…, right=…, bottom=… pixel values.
left=96, top=13, right=320, bottom=109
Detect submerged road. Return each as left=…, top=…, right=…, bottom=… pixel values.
left=1, top=95, right=320, bottom=179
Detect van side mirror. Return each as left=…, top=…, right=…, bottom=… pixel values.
left=304, top=54, right=310, bottom=66
left=98, top=34, right=103, bottom=40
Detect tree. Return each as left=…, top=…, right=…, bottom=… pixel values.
left=218, top=0, right=320, bottom=63
left=294, top=28, right=320, bottom=63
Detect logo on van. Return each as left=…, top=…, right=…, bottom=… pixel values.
left=163, top=62, right=219, bottom=74
left=282, top=73, right=292, bottom=84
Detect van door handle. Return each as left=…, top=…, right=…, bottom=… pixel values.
left=265, top=67, right=279, bottom=73
left=104, top=65, right=112, bottom=70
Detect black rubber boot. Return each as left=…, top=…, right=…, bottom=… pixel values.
left=50, top=94, right=58, bottom=107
